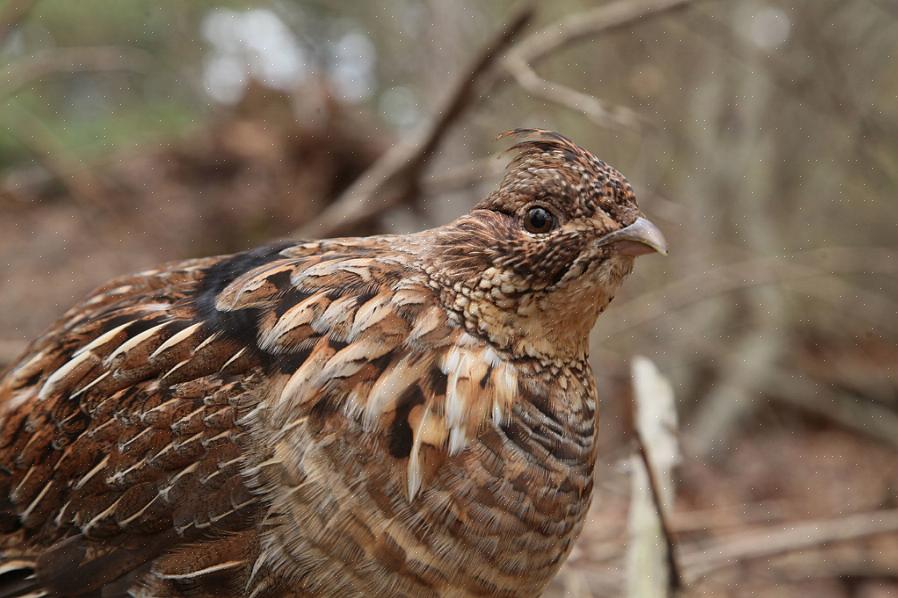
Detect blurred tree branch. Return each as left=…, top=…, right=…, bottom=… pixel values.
left=497, top=0, right=699, bottom=131
left=682, top=509, right=898, bottom=583
left=500, top=0, right=697, bottom=71
left=296, top=0, right=704, bottom=238
left=294, top=6, right=534, bottom=238
left=505, top=55, right=645, bottom=130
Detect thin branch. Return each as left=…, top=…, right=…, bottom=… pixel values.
left=628, top=357, right=683, bottom=597
left=493, top=0, right=699, bottom=132
left=505, top=55, right=645, bottom=130
left=520, top=0, right=696, bottom=65
left=294, top=6, right=534, bottom=239
left=682, top=509, right=898, bottom=583
left=490, top=0, right=699, bottom=93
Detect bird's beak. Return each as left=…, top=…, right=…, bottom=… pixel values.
left=597, top=217, right=668, bottom=256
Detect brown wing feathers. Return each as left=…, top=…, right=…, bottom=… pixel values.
left=0, top=239, right=520, bottom=595
left=0, top=246, right=293, bottom=596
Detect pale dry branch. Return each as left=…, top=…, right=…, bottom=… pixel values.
left=504, top=0, right=697, bottom=70
left=495, top=0, right=698, bottom=131
left=294, top=7, right=534, bottom=239
left=682, top=509, right=898, bottom=583
left=628, top=357, right=683, bottom=597
left=505, top=56, right=644, bottom=130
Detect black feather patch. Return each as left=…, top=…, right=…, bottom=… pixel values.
left=388, top=385, right=425, bottom=459
left=194, top=242, right=293, bottom=353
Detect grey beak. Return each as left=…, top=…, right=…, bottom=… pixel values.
left=597, top=217, right=668, bottom=256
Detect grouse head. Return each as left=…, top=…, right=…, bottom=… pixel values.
left=423, top=129, right=667, bottom=362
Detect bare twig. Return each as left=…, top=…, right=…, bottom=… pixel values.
left=0, top=0, right=37, bottom=48
left=294, top=7, right=534, bottom=239
left=504, top=0, right=697, bottom=70
left=682, top=509, right=898, bottom=583
left=1, top=46, right=151, bottom=101
left=505, top=56, right=644, bottom=130
left=495, top=0, right=698, bottom=131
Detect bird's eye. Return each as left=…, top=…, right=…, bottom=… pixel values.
left=523, top=206, right=556, bottom=234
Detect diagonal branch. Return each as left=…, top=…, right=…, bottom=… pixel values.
left=496, top=0, right=699, bottom=131
left=294, top=6, right=534, bottom=239
left=682, top=509, right=898, bottom=583
left=505, top=55, right=645, bottom=130
left=508, top=0, right=697, bottom=68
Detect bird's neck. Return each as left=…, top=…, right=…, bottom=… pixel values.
left=422, top=269, right=616, bottom=365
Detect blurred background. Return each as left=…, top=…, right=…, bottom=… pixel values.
left=1, top=0, right=897, bottom=596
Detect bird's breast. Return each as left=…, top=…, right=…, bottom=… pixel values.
left=250, top=366, right=599, bottom=597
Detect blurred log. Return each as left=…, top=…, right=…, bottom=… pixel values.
left=627, top=356, right=683, bottom=597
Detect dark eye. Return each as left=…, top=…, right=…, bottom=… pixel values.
left=523, top=206, right=556, bottom=234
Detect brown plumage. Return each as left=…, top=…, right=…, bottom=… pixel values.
left=0, top=129, right=666, bottom=597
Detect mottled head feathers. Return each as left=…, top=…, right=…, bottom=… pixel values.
left=486, top=128, right=640, bottom=226
left=424, top=129, right=655, bottom=362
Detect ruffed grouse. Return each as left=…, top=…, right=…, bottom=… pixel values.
left=0, top=130, right=666, bottom=597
